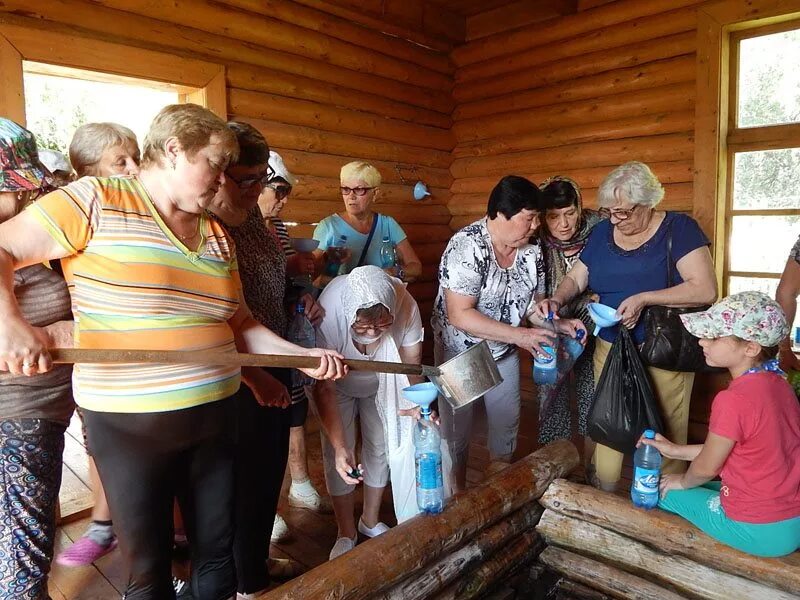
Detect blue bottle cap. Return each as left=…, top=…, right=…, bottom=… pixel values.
left=644, top=429, right=656, bottom=439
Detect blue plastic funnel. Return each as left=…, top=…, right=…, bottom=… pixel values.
left=291, top=237, right=320, bottom=253
left=587, top=302, right=621, bottom=336
left=402, top=382, right=439, bottom=413
left=413, top=181, right=431, bottom=201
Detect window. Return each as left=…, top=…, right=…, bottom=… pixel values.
left=725, top=22, right=800, bottom=327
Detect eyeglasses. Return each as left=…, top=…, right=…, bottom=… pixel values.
left=340, top=186, right=374, bottom=197
left=227, top=164, right=275, bottom=190
left=599, top=206, right=639, bottom=221
left=266, top=183, right=292, bottom=200
left=351, top=316, right=394, bottom=334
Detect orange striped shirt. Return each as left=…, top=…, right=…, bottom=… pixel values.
left=28, top=176, right=241, bottom=413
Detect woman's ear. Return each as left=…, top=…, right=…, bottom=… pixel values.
left=371, top=187, right=381, bottom=204
left=163, top=137, right=181, bottom=169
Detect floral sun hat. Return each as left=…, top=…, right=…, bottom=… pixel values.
left=680, top=291, right=789, bottom=348
left=0, top=118, right=52, bottom=192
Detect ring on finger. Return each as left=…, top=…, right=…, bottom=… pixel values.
left=22, top=361, right=35, bottom=368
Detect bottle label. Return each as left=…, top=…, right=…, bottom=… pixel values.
left=534, top=345, right=557, bottom=367
left=416, top=455, right=442, bottom=490
left=633, top=466, right=660, bottom=494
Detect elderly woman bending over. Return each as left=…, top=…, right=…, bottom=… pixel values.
left=539, top=161, right=717, bottom=493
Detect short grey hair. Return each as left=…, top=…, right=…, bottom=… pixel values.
left=69, top=122, right=138, bottom=177
left=597, top=161, right=664, bottom=208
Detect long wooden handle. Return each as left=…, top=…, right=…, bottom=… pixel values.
left=50, top=348, right=439, bottom=378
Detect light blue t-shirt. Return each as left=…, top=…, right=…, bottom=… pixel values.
left=313, top=213, right=407, bottom=274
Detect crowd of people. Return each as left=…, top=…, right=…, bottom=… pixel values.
left=0, top=104, right=798, bottom=600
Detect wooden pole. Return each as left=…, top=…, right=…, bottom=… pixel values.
left=537, top=511, right=798, bottom=600
left=259, top=441, right=579, bottom=600
left=540, top=547, right=685, bottom=600
left=380, top=503, right=543, bottom=600
left=539, top=479, right=800, bottom=596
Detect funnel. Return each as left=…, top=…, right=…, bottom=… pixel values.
left=291, top=237, right=320, bottom=253
left=587, top=302, right=621, bottom=336
left=403, top=382, right=439, bottom=416
left=413, top=181, right=431, bottom=201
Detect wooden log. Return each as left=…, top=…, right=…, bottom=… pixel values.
left=554, top=579, right=614, bottom=600
left=454, top=55, right=695, bottom=122
left=453, top=110, right=694, bottom=157
left=282, top=201, right=452, bottom=226
left=0, top=33, right=24, bottom=125
left=259, top=440, right=579, bottom=600
left=539, top=547, right=686, bottom=600
left=227, top=66, right=452, bottom=130
left=453, top=83, right=695, bottom=143
left=229, top=89, right=453, bottom=152
left=450, top=162, right=694, bottom=194
left=537, top=511, right=798, bottom=600
left=270, top=149, right=451, bottom=190
left=450, top=133, right=694, bottom=179
left=451, top=0, right=703, bottom=67
left=457, top=6, right=697, bottom=83
left=381, top=503, right=543, bottom=600
left=93, top=0, right=452, bottom=91
left=465, top=0, right=577, bottom=41
left=221, top=0, right=453, bottom=75
left=432, top=530, right=544, bottom=600
left=539, top=479, right=800, bottom=596
left=238, top=119, right=452, bottom=168
left=0, top=3, right=452, bottom=115
left=453, top=31, right=695, bottom=103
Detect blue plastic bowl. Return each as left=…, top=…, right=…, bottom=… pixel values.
left=587, top=302, right=621, bottom=335
left=402, top=382, right=439, bottom=408
left=291, top=238, right=320, bottom=253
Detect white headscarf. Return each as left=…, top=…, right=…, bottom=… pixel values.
left=343, top=265, right=397, bottom=328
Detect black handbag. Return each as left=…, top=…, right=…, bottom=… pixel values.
left=640, top=221, right=719, bottom=373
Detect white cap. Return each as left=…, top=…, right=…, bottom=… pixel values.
left=38, top=149, right=71, bottom=174
left=268, top=150, right=296, bottom=186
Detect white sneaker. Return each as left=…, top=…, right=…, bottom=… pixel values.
left=329, top=535, right=357, bottom=560
left=357, top=517, right=390, bottom=538
left=271, top=514, right=290, bottom=542
left=288, top=486, right=334, bottom=514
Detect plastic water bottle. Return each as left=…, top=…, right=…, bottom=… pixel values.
left=559, top=329, right=585, bottom=372
left=379, top=235, right=396, bottom=269
left=533, top=313, right=559, bottom=385
left=631, top=429, right=662, bottom=509
left=325, top=234, right=348, bottom=277
left=414, top=405, right=444, bottom=514
left=287, top=302, right=315, bottom=387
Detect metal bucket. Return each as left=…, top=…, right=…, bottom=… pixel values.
left=430, top=340, right=503, bottom=410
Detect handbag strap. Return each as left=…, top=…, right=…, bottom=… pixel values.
left=665, top=217, right=675, bottom=288
left=356, top=213, right=379, bottom=268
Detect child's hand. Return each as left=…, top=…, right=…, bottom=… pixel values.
left=659, top=473, right=686, bottom=498
left=637, top=432, right=681, bottom=460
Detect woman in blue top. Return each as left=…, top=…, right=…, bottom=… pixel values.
left=312, top=161, right=422, bottom=284
left=539, top=161, right=717, bottom=493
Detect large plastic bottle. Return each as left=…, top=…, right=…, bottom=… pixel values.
left=287, top=302, right=316, bottom=387
left=325, top=234, right=348, bottom=277
left=533, top=313, right=559, bottom=385
left=631, top=429, right=662, bottom=509
left=379, top=235, right=396, bottom=269
left=414, top=404, right=444, bottom=515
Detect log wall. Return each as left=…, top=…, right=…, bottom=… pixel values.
left=450, top=0, right=717, bottom=444
left=0, top=0, right=458, bottom=344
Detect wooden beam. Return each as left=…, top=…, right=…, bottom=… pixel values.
left=184, top=66, right=226, bottom=120
left=0, top=32, right=24, bottom=125
left=465, top=0, right=577, bottom=41
left=259, top=440, right=578, bottom=600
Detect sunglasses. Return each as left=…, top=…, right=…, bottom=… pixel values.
left=227, top=164, right=275, bottom=190
left=266, top=183, right=292, bottom=200
left=340, top=186, right=374, bottom=197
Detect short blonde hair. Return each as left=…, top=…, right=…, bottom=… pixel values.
left=340, top=161, right=381, bottom=187
left=69, top=122, right=138, bottom=177
left=597, top=161, right=665, bottom=208
left=141, top=104, right=238, bottom=168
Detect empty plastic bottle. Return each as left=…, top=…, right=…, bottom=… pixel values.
left=559, top=329, right=586, bottom=373
left=325, top=234, right=348, bottom=277
left=533, top=313, right=559, bottom=385
left=414, top=404, right=444, bottom=515
left=287, top=302, right=315, bottom=387
left=631, top=429, right=662, bottom=510
left=379, top=235, right=397, bottom=269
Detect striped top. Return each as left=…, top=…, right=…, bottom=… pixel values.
left=28, top=176, right=242, bottom=413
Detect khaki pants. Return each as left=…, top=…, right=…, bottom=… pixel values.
left=592, top=337, right=694, bottom=484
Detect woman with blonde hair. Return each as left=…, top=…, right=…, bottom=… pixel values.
left=313, top=161, right=422, bottom=283
left=0, top=104, right=346, bottom=599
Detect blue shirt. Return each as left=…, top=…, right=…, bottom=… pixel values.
left=313, top=213, right=407, bottom=274
left=581, top=212, right=710, bottom=344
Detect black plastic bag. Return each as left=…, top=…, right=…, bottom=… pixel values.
left=588, top=327, right=664, bottom=454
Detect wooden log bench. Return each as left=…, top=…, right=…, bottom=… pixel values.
left=536, top=479, right=800, bottom=600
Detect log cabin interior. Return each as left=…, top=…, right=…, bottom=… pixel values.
left=1, top=0, right=799, bottom=598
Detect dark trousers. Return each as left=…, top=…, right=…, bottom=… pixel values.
left=233, top=368, right=292, bottom=595
left=84, top=398, right=237, bottom=600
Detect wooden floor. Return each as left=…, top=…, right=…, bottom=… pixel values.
left=50, top=377, right=616, bottom=598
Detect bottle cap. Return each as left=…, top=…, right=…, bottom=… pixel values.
left=382, top=235, right=390, bottom=242
left=644, top=429, right=655, bottom=439
left=296, top=302, right=305, bottom=313
left=576, top=329, right=585, bottom=341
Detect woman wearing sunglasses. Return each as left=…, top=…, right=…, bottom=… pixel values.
left=538, top=161, right=717, bottom=494
left=312, top=161, right=422, bottom=284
